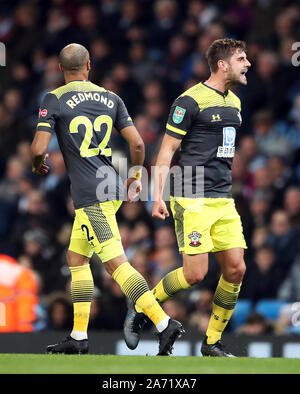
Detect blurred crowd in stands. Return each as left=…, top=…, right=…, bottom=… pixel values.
left=0, top=0, right=300, bottom=336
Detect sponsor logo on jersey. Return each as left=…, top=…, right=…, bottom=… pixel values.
left=173, top=106, right=186, bottom=124
left=217, top=127, right=236, bottom=158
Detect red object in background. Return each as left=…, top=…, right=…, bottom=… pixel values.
left=0, top=254, right=38, bottom=332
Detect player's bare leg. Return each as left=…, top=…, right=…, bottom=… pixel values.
left=105, top=254, right=184, bottom=355
left=202, top=248, right=246, bottom=357
left=216, top=248, right=246, bottom=284
left=46, top=250, right=92, bottom=354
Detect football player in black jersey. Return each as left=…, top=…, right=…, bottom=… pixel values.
left=32, top=43, right=184, bottom=355
left=125, top=38, right=251, bottom=357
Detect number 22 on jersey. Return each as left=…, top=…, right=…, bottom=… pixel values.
left=69, top=115, right=112, bottom=158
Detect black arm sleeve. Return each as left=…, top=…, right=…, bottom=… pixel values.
left=36, top=93, right=60, bottom=134
left=114, top=95, right=134, bottom=132
left=165, top=95, right=199, bottom=140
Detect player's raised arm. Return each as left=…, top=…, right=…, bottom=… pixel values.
left=120, top=125, right=145, bottom=202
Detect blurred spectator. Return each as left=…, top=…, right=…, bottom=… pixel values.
left=181, top=17, right=199, bottom=49
left=154, top=225, right=177, bottom=250
left=143, top=98, right=167, bottom=134
left=89, top=38, right=113, bottom=84
left=73, top=4, right=100, bottom=48
left=9, top=189, right=57, bottom=256
left=278, top=255, right=300, bottom=302
left=151, top=246, right=179, bottom=279
left=251, top=225, right=268, bottom=250
left=0, top=89, right=31, bottom=159
left=252, top=165, right=276, bottom=209
left=249, top=190, right=271, bottom=228
left=280, top=94, right=300, bottom=153
left=133, top=114, right=159, bottom=164
left=284, top=187, right=300, bottom=228
left=20, top=227, right=64, bottom=294
left=0, top=155, right=25, bottom=204
left=42, top=147, right=70, bottom=222
left=149, top=0, right=179, bottom=57
left=129, top=41, right=156, bottom=86
left=0, top=254, right=38, bottom=332
left=91, top=270, right=127, bottom=330
left=188, top=288, right=213, bottom=334
left=238, top=135, right=258, bottom=166
left=225, top=0, right=254, bottom=39
left=267, top=156, right=294, bottom=208
left=157, top=34, right=190, bottom=89
left=274, top=303, right=300, bottom=335
left=237, top=312, right=274, bottom=335
left=17, top=171, right=39, bottom=214
left=231, top=152, right=253, bottom=200
left=253, top=109, right=291, bottom=158
left=130, top=222, right=152, bottom=248
left=119, top=201, right=153, bottom=233
left=240, top=246, right=282, bottom=304
left=242, top=51, right=288, bottom=126
left=131, top=247, right=154, bottom=287
left=190, top=288, right=213, bottom=315
left=265, top=210, right=299, bottom=275
left=163, top=298, right=188, bottom=326
left=142, top=79, right=165, bottom=103
left=42, top=7, right=72, bottom=56
left=187, top=0, right=218, bottom=30
left=111, top=62, right=141, bottom=116
left=16, top=141, right=32, bottom=168
left=45, top=291, right=73, bottom=330
left=0, top=156, right=26, bottom=240
left=42, top=55, right=64, bottom=91
left=8, top=2, right=39, bottom=63
left=118, top=0, right=145, bottom=47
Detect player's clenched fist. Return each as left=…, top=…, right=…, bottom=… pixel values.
left=32, top=153, right=50, bottom=176
left=152, top=200, right=169, bottom=220
left=126, top=178, right=142, bottom=202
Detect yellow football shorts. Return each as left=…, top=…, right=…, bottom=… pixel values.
left=69, top=200, right=124, bottom=263
left=170, top=196, right=247, bottom=255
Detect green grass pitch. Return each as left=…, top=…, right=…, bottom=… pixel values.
left=0, top=354, right=300, bottom=374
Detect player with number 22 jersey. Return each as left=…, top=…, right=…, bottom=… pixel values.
left=37, top=81, right=132, bottom=208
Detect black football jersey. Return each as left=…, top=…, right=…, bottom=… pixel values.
left=165, top=82, right=242, bottom=198
left=36, top=80, right=133, bottom=208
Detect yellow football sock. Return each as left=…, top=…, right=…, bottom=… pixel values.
left=151, top=267, right=191, bottom=304
left=206, top=275, right=241, bottom=344
left=112, top=262, right=168, bottom=326
left=70, top=264, right=94, bottom=333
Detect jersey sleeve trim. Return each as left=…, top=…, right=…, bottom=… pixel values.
left=166, top=123, right=187, bottom=136
left=36, top=93, right=60, bottom=134
left=36, top=122, right=53, bottom=133
left=37, top=122, right=51, bottom=128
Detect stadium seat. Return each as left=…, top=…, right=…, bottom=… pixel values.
left=255, top=300, right=288, bottom=320
left=231, top=299, right=252, bottom=330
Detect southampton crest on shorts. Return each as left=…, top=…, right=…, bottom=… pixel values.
left=173, top=106, right=186, bottom=124
left=188, top=231, right=202, bottom=247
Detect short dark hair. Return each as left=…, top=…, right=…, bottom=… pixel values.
left=59, top=43, right=89, bottom=72
left=206, top=38, right=246, bottom=73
